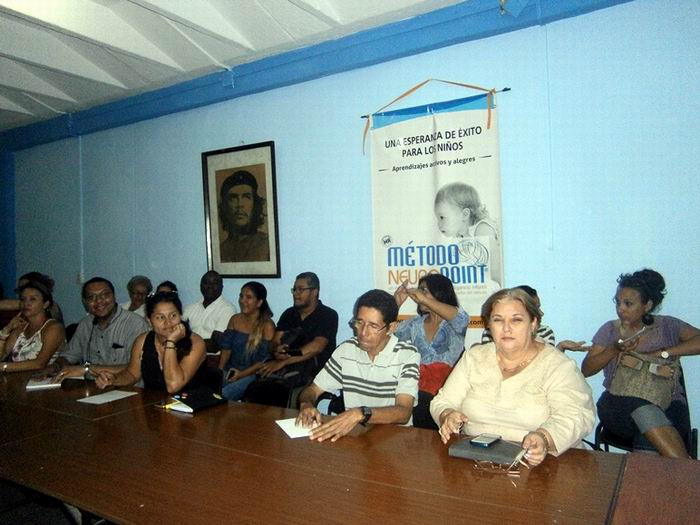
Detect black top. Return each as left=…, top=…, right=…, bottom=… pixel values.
left=277, top=301, right=339, bottom=382
left=141, top=331, right=208, bottom=393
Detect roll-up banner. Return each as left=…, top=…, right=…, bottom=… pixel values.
left=370, top=90, right=502, bottom=331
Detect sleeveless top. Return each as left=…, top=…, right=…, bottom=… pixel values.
left=11, top=320, right=60, bottom=363
left=219, top=329, right=270, bottom=370
left=140, top=331, right=208, bottom=392
left=468, top=217, right=499, bottom=240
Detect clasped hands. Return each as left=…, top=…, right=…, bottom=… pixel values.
left=394, top=279, right=429, bottom=307
left=295, top=403, right=362, bottom=442
left=438, top=409, right=548, bottom=467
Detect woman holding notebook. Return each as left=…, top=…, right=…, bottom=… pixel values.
left=430, top=287, right=595, bottom=467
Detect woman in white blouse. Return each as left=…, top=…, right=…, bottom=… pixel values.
left=0, top=281, right=65, bottom=372
left=430, top=287, right=595, bottom=467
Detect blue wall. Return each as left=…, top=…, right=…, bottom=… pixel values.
left=8, top=0, right=700, bottom=434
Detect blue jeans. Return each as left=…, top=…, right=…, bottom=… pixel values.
left=222, top=375, right=257, bottom=401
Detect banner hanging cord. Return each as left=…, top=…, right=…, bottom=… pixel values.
left=361, top=81, right=511, bottom=154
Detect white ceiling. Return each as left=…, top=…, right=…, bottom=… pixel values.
left=0, top=0, right=467, bottom=133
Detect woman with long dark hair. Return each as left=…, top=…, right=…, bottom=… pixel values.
left=394, top=274, right=469, bottom=429
left=219, top=282, right=275, bottom=401
left=95, top=291, right=207, bottom=394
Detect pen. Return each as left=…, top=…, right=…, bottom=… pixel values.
left=508, top=447, right=530, bottom=471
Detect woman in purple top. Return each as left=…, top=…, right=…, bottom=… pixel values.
left=582, top=269, right=700, bottom=457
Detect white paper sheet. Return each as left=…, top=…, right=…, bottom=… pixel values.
left=276, top=417, right=319, bottom=438
left=77, top=390, right=138, bottom=405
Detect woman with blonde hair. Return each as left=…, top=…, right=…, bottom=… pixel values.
left=219, top=282, right=275, bottom=401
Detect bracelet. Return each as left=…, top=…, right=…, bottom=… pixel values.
left=165, top=339, right=176, bottom=344
left=532, top=430, right=551, bottom=453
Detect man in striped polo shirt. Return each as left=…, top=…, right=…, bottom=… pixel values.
left=296, top=289, right=420, bottom=442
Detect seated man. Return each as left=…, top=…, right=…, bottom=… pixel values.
left=246, top=272, right=338, bottom=407
left=54, top=277, right=149, bottom=379
left=183, top=271, right=237, bottom=353
left=296, top=289, right=420, bottom=442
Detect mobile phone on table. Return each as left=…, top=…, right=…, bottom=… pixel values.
left=469, top=433, right=501, bottom=447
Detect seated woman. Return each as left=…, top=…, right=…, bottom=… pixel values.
left=95, top=291, right=207, bottom=394
left=0, top=281, right=66, bottom=372
left=581, top=269, right=700, bottom=458
left=120, top=275, right=152, bottom=317
left=394, top=275, right=468, bottom=430
left=0, top=272, right=64, bottom=324
left=219, top=282, right=275, bottom=401
left=431, top=288, right=595, bottom=467
left=156, top=280, right=178, bottom=294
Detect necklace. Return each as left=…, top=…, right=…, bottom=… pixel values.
left=498, top=349, right=538, bottom=373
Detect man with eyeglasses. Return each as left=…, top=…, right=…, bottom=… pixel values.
left=295, top=289, right=420, bottom=441
left=54, top=277, right=149, bottom=379
left=246, top=272, right=338, bottom=407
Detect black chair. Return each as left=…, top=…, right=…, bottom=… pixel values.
left=202, top=366, right=223, bottom=395
left=593, top=369, right=697, bottom=459
left=593, top=421, right=697, bottom=459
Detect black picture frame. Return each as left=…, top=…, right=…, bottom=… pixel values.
left=201, top=141, right=280, bottom=277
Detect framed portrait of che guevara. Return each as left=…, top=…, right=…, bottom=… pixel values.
left=201, top=141, right=280, bottom=278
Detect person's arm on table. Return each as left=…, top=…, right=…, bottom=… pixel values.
left=521, top=429, right=554, bottom=467
left=296, top=383, right=324, bottom=428
left=430, top=351, right=471, bottom=441
left=1, top=321, right=65, bottom=372
left=309, top=394, right=415, bottom=443
left=52, top=321, right=90, bottom=377
left=94, top=333, right=145, bottom=389
left=437, top=408, right=469, bottom=444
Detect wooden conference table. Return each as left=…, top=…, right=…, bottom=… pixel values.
left=0, top=372, right=698, bottom=524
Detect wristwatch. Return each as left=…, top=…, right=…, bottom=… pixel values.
left=661, top=350, right=670, bottom=360
left=83, top=361, right=94, bottom=380
left=359, top=406, right=372, bottom=426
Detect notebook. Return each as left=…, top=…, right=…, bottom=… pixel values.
left=158, top=387, right=226, bottom=414
left=448, top=437, right=523, bottom=465
left=26, top=374, right=64, bottom=391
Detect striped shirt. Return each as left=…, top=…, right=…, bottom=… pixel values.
left=314, top=335, right=420, bottom=411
